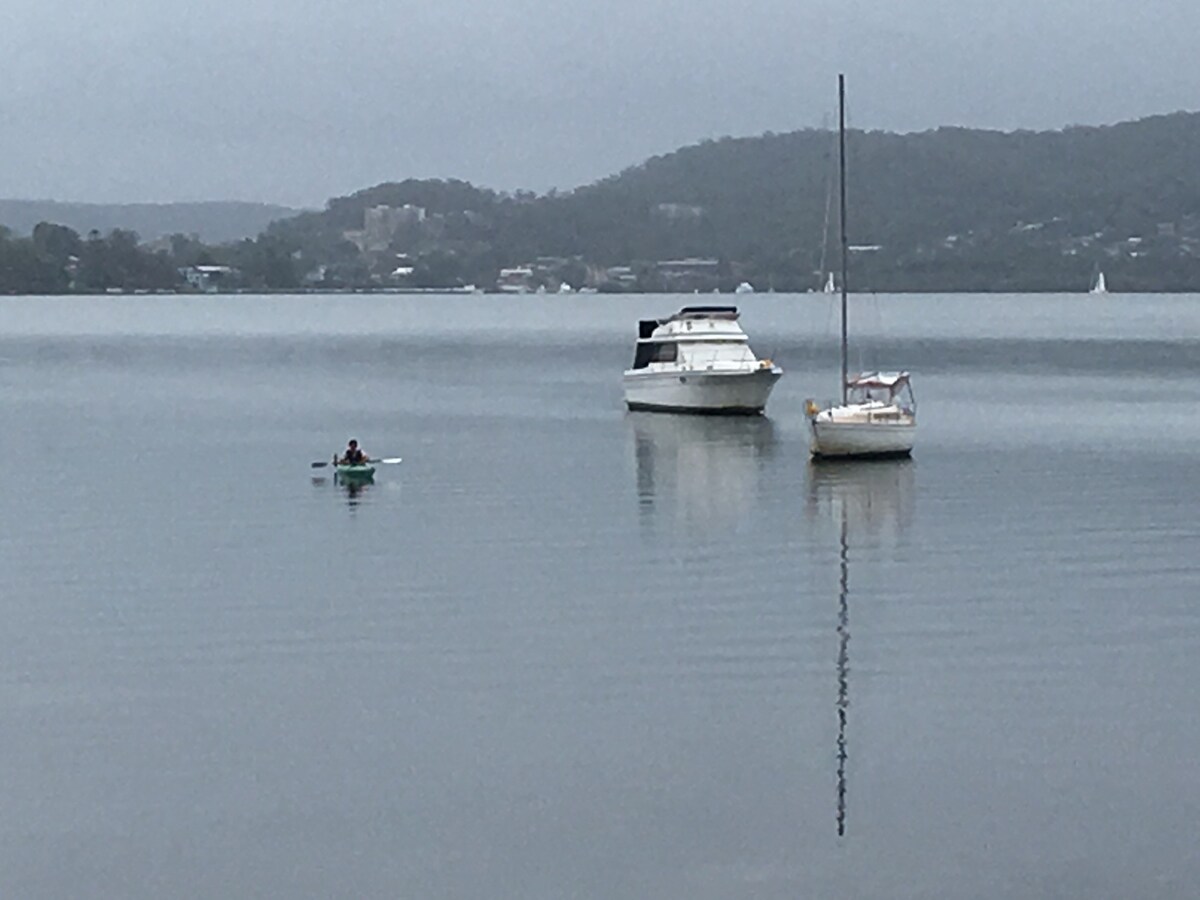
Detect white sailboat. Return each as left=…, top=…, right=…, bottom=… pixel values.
left=806, top=75, right=917, bottom=460
left=1089, top=270, right=1108, bottom=294
left=822, top=271, right=836, bottom=293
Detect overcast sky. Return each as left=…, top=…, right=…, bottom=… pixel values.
left=2, top=0, right=1198, bottom=206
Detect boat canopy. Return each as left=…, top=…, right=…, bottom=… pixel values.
left=848, top=371, right=909, bottom=389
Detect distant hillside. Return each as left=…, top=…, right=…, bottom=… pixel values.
left=266, top=110, right=1200, bottom=292
left=0, top=200, right=302, bottom=244
left=7, top=111, right=1200, bottom=293
left=566, top=112, right=1200, bottom=256
left=559, top=111, right=1200, bottom=290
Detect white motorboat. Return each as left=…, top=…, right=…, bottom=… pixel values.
left=623, top=305, right=783, bottom=414
left=806, top=75, right=917, bottom=459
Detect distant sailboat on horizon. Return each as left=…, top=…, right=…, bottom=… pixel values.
left=822, top=271, right=836, bottom=293
left=1090, top=270, right=1108, bottom=294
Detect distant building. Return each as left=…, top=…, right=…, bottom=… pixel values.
left=653, top=203, right=705, bottom=222
left=656, top=257, right=718, bottom=273
left=497, top=266, right=534, bottom=293
left=604, top=265, right=639, bottom=289
left=583, top=264, right=608, bottom=288
left=302, top=265, right=330, bottom=286
left=656, top=257, right=719, bottom=292
left=180, top=265, right=239, bottom=292
left=360, top=204, right=427, bottom=252
left=533, top=256, right=568, bottom=273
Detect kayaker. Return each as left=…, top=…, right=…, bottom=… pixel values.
left=339, top=439, right=368, bottom=465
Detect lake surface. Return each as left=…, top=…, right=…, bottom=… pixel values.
left=2, top=293, right=1198, bottom=899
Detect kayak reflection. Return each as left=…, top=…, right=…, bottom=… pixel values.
left=311, top=469, right=375, bottom=507
left=338, top=477, right=371, bottom=506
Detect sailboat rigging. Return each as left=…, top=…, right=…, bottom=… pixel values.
left=805, top=75, right=917, bottom=460
left=817, top=122, right=838, bottom=294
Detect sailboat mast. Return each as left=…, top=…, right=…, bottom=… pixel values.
left=838, top=73, right=849, bottom=405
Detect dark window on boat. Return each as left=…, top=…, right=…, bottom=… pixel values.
left=632, top=341, right=678, bottom=368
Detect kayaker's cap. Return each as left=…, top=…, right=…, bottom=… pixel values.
left=348, top=439, right=358, bottom=447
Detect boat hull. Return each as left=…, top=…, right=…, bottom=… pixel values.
left=809, top=420, right=915, bottom=459
left=623, top=368, right=782, bottom=415
left=335, top=464, right=376, bottom=480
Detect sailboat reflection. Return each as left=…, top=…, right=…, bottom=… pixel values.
left=806, top=457, right=915, bottom=538
left=630, top=412, right=776, bottom=528
left=807, top=458, right=914, bottom=836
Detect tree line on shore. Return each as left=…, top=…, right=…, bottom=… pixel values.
left=6, top=109, right=1200, bottom=294
left=0, top=224, right=299, bottom=293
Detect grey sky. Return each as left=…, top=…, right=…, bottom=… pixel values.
left=2, top=0, right=1198, bottom=206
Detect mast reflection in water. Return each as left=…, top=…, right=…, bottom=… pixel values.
left=807, top=459, right=914, bottom=837
left=836, top=512, right=850, bottom=836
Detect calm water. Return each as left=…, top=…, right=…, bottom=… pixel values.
left=2, top=293, right=1198, bottom=899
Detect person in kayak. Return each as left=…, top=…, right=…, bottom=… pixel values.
left=337, top=439, right=369, bottom=465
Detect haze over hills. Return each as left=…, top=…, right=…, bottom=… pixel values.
left=0, top=200, right=302, bottom=244
left=266, top=110, right=1200, bottom=292
left=4, top=110, right=1200, bottom=292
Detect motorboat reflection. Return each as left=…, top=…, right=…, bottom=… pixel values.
left=630, top=411, right=776, bottom=528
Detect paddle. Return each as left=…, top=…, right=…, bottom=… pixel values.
left=311, top=457, right=402, bottom=468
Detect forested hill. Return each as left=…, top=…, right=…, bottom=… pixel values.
left=268, top=110, right=1200, bottom=292
left=567, top=111, right=1200, bottom=263
left=5, top=111, right=1200, bottom=293
left=0, top=200, right=301, bottom=244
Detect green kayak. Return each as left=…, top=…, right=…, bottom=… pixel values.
left=334, top=463, right=376, bottom=480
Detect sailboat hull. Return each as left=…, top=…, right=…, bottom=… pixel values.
left=810, top=420, right=915, bottom=459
